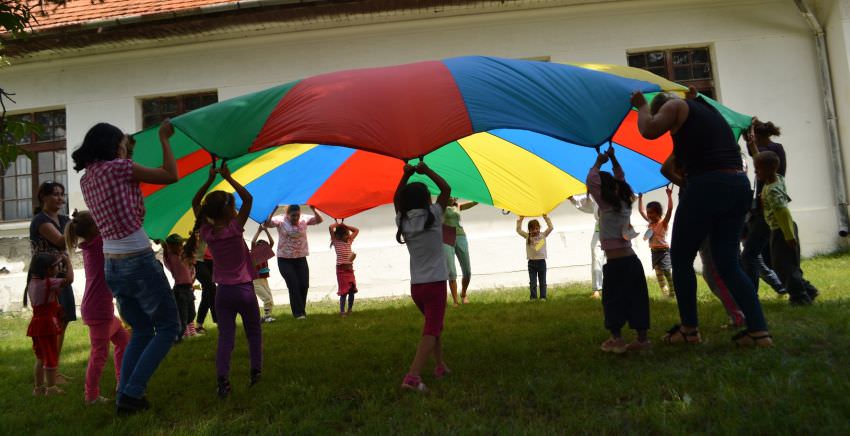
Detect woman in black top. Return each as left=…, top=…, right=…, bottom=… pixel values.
left=29, top=181, right=76, bottom=377
left=631, top=88, right=771, bottom=347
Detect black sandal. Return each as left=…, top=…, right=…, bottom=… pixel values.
left=661, top=324, right=701, bottom=345
left=732, top=330, right=774, bottom=348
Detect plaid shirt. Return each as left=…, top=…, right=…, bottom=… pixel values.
left=80, top=159, right=145, bottom=240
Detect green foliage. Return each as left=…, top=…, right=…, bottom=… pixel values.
left=1, top=253, right=849, bottom=434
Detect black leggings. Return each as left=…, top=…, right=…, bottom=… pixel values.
left=278, top=257, right=309, bottom=317
left=195, top=260, right=216, bottom=325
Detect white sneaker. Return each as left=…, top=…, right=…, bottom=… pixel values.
left=263, top=316, right=276, bottom=323
left=296, top=315, right=307, bottom=320
left=85, top=395, right=111, bottom=405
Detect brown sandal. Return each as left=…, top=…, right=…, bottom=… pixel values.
left=661, top=324, right=702, bottom=345
left=732, top=330, right=774, bottom=348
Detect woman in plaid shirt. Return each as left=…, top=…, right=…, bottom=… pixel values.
left=72, top=120, right=180, bottom=416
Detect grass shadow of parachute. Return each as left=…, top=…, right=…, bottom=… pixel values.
left=131, top=56, right=752, bottom=239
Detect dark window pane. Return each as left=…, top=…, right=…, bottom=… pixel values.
left=672, top=51, right=690, bottom=65
left=184, top=96, right=201, bottom=111
left=692, top=49, right=709, bottom=64
left=693, top=64, right=712, bottom=79
left=142, top=99, right=158, bottom=114
left=163, top=98, right=178, bottom=114
left=647, top=52, right=666, bottom=67
left=627, top=54, right=646, bottom=68
left=202, top=94, right=218, bottom=106
left=674, top=66, right=692, bottom=81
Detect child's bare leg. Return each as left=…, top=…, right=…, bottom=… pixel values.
left=34, top=360, right=44, bottom=388
left=408, top=335, right=437, bottom=377
left=45, top=367, right=57, bottom=387
left=655, top=268, right=670, bottom=297
left=461, top=276, right=471, bottom=303
left=433, top=336, right=445, bottom=369
left=448, top=280, right=459, bottom=306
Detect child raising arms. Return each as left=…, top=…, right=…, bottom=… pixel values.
left=587, top=147, right=651, bottom=353
left=65, top=211, right=130, bottom=405
left=638, top=187, right=675, bottom=298
left=395, top=161, right=452, bottom=392
left=329, top=221, right=360, bottom=317
left=26, top=253, right=74, bottom=396
left=516, top=215, right=554, bottom=300
left=251, top=226, right=277, bottom=323
left=185, top=161, right=263, bottom=398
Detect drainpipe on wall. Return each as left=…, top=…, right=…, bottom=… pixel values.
left=794, top=0, right=850, bottom=237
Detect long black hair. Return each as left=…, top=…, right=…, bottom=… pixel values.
left=395, top=182, right=435, bottom=244
left=33, top=181, right=65, bottom=215
left=71, top=123, right=125, bottom=172
left=599, top=171, right=635, bottom=212
left=183, top=191, right=235, bottom=260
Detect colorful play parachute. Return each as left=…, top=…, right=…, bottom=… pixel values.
left=132, top=56, right=751, bottom=239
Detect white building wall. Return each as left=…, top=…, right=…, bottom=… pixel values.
left=0, top=0, right=845, bottom=312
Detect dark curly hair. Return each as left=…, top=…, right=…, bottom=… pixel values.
left=71, top=123, right=125, bottom=172
left=752, top=118, right=781, bottom=137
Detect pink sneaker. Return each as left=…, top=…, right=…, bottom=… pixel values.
left=434, top=365, right=452, bottom=379
left=400, top=374, right=428, bottom=393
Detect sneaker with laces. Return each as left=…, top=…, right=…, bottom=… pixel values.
left=262, top=316, right=276, bottom=323
left=400, top=375, right=428, bottom=393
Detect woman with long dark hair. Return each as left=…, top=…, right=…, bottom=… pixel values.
left=29, top=181, right=74, bottom=383
left=72, top=120, right=180, bottom=415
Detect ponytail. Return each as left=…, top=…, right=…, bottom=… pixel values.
left=64, top=210, right=98, bottom=251
left=182, top=208, right=206, bottom=262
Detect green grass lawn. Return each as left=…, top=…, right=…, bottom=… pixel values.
left=1, top=253, right=849, bottom=435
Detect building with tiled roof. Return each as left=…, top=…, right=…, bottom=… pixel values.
left=0, top=0, right=849, bottom=310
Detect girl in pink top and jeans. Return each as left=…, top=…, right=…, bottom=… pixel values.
left=65, top=210, right=130, bottom=405
left=73, top=120, right=179, bottom=415
left=185, top=161, right=262, bottom=399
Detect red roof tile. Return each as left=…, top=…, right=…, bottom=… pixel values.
left=27, top=0, right=241, bottom=30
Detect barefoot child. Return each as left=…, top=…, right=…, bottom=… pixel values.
left=587, top=147, right=650, bottom=353
left=26, top=253, right=74, bottom=396
left=161, top=234, right=197, bottom=339
left=65, top=210, right=130, bottom=405
left=638, top=187, right=675, bottom=298
left=329, top=221, right=359, bottom=316
left=395, top=161, right=451, bottom=392
left=251, top=226, right=277, bottom=323
left=515, top=215, right=554, bottom=300
left=185, top=161, right=262, bottom=398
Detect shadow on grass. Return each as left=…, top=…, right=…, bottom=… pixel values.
left=1, top=276, right=849, bottom=434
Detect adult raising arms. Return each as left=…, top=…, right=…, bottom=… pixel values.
left=72, top=120, right=181, bottom=414
left=631, top=88, right=772, bottom=347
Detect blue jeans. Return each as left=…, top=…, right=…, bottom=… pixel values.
left=671, top=172, right=767, bottom=332
left=105, top=250, right=180, bottom=399
left=528, top=259, right=547, bottom=299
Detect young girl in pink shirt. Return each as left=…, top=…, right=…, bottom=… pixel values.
left=26, top=253, right=74, bottom=396
left=184, top=161, right=262, bottom=399
left=65, top=210, right=130, bottom=405
left=329, top=222, right=359, bottom=316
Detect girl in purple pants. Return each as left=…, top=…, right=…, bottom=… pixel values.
left=184, top=160, right=262, bottom=398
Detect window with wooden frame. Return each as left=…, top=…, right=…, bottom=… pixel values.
left=627, top=47, right=715, bottom=99
left=142, top=92, right=218, bottom=129
left=2, top=109, right=67, bottom=222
